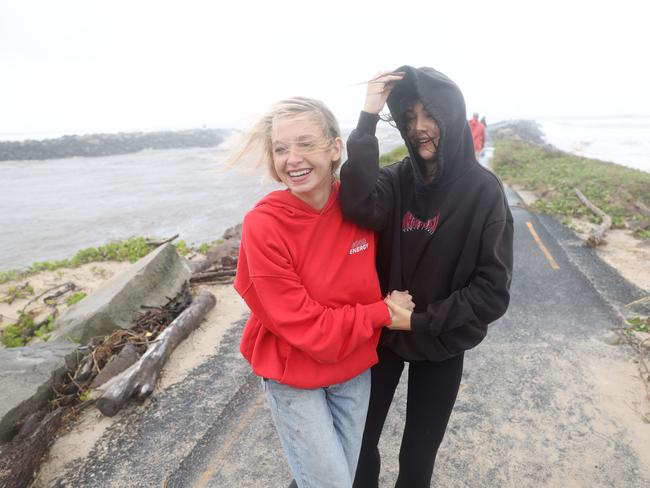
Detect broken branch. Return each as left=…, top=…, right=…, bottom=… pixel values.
left=145, top=234, right=180, bottom=247
left=574, top=187, right=612, bottom=247
left=95, top=290, right=216, bottom=417
left=190, top=269, right=237, bottom=283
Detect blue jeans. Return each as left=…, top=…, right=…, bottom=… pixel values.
left=263, top=369, right=371, bottom=488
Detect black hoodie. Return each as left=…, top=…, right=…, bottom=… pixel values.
left=340, top=66, right=513, bottom=361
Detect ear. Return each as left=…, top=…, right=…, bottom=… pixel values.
left=331, top=137, right=343, bottom=161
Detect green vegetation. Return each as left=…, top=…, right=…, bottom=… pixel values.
left=2, top=324, right=28, bottom=347
left=1, top=283, right=34, bottom=304
left=1, top=312, right=56, bottom=347
left=492, top=140, right=650, bottom=237
left=1, top=236, right=222, bottom=286
left=0, top=270, right=21, bottom=287
left=174, top=240, right=191, bottom=256
left=90, top=265, right=109, bottom=279
left=628, top=316, right=649, bottom=332
left=198, top=242, right=212, bottom=254
left=1, top=234, right=225, bottom=346
left=0, top=237, right=154, bottom=285
left=635, top=228, right=650, bottom=239
left=33, top=315, right=56, bottom=340
left=379, top=145, right=408, bottom=166
left=66, top=291, right=87, bottom=306
left=175, top=239, right=223, bottom=256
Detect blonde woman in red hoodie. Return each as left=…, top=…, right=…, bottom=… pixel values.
left=231, top=97, right=413, bottom=487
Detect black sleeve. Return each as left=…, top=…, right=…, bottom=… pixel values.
left=410, top=205, right=514, bottom=336
left=339, top=111, right=396, bottom=231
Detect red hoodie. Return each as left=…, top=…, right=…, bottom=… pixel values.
left=234, top=183, right=390, bottom=388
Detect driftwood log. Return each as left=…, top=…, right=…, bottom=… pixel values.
left=636, top=200, right=650, bottom=218
left=145, top=234, right=180, bottom=247
left=574, top=188, right=612, bottom=247
left=19, top=282, right=75, bottom=312
left=42, top=282, right=77, bottom=303
left=0, top=408, right=64, bottom=488
left=190, top=269, right=237, bottom=283
left=90, top=344, right=141, bottom=389
left=95, top=290, right=216, bottom=417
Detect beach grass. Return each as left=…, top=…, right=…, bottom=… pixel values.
left=1, top=312, right=56, bottom=347
left=0, top=237, right=217, bottom=346
left=376, top=139, right=650, bottom=238
left=379, top=146, right=408, bottom=166
left=0, top=237, right=218, bottom=285
left=492, top=140, right=650, bottom=237
left=0, top=237, right=152, bottom=285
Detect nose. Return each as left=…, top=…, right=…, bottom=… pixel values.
left=286, top=146, right=303, bottom=164
left=415, top=114, right=427, bottom=133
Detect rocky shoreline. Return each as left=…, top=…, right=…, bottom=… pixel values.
left=0, top=128, right=231, bottom=161
left=487, top=119, right=546, bottom=145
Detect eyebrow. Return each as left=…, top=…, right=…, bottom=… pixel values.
left=272, top=135, right=319, bottom=146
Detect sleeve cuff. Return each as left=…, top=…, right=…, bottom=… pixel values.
left=357, top=111, right=380, bottom=136
left=410, top=312, right=430, bottom=332
left=367, top=300, right=391, bottom=328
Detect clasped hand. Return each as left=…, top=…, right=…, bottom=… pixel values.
left=385, top=290, right=414, bottom=331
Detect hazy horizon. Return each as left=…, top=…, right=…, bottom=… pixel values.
left=2, top=0, right=648, bottom=138
left=2, top=112, right=650, bottom=144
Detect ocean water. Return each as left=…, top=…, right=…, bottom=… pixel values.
left=1, top=118, right=646, bottom=272
left=0, top=127, right=402, bottom=271
left=537, top=115, right=650, bottom=173
left=0, top=145, right=280, bottom=271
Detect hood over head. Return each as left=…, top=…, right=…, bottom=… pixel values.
left=387, top=66, right=476, bottom=187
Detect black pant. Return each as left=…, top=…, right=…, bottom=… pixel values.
left=353, top=346, right=464, bottom=488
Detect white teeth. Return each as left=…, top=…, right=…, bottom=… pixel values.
left=288, top=169, right=311, bottom=177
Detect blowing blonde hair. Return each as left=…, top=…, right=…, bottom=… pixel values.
left=227, top=97, right=342, bottom=182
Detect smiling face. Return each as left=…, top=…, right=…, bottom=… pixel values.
left=405, top=100, right=440, bottom=162
left=271, top=114, right=342, bottom=211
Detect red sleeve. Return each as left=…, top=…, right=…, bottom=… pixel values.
left=237, top=212, right=390, bottom=365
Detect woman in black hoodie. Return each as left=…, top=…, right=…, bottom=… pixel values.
left=339, top=67, right=514, bottom=487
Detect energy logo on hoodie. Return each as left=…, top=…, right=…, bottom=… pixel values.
left=402, top=211, right=440, bottom=235
left=349, top=238, right=369, bottom=255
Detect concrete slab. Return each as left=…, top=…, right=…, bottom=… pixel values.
left=0, top=341, right=78, bottom=441
left=50, top=243, right=191, bottom=344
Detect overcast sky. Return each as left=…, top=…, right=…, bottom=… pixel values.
left=1, top=0, right=648, bottom=137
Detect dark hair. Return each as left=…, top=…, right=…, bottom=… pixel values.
left=381, top=92, right=420, bottom=131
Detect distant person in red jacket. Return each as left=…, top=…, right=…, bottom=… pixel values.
left=468, top=112, right=485, bottom=158
left=230, top=97, right=413, bottom=488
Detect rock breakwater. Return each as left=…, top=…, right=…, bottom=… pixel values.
left=0, top=128, right=230, bottom=161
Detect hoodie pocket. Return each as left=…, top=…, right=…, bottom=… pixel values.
left=279, top=345, right=294, bottom=385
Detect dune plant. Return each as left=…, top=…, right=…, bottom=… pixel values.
left=492, top=140, right=650, bottom=237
